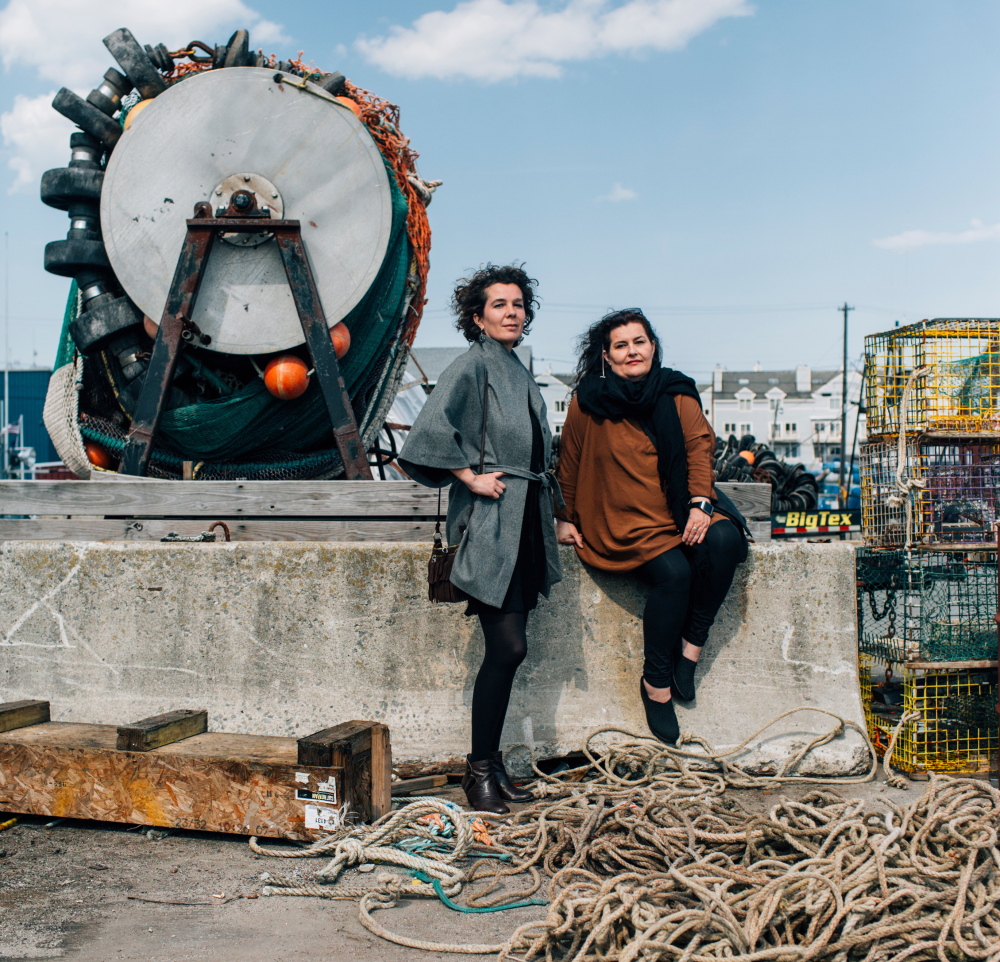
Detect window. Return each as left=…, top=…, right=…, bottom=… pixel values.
left=785, top=423, right=797, bottom=433
left=554, top=399, right=567, bottom=413
left=740, top=423, right=752, bottom=435
left=788, top=444, right=800, bottom=457
left=817, top=422, right=825, bottom=432
left=724, top=422, right=736, bottom=434
left=554, top=423, right=562, bottom=434
left=829, top=395, right=840, bottom=410
left=738, top=398, right=752, bottom=411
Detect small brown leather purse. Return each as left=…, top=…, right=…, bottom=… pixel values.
left=427, top=372, right=489, bottom=603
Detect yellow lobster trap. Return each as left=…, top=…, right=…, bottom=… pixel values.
left=860, top=436, right=1000, bottom=547
left=864, top=661, right=998, bottom=773
left=864, top=318, right=1000, bottom=437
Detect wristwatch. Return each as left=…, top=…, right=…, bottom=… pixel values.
left=690, top=500, right=714, bottom=517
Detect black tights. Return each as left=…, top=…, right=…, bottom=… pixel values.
left=636, top=520, right=744, bottom=689
left=470, top=610, right=528, bottom=761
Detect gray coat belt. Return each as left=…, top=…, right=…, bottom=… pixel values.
left=399, top=336, right=563, bottom=608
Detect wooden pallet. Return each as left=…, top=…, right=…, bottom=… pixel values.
left=0, top=479, right=772, bottom=542
left=0, top=700, right=390, bottom=839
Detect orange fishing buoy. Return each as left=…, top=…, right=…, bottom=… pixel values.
left=330, top=321, right=351, bottom=359
left=737, top=450, right=755, bottom=465
left=143, top=315, right=158, bottom=339
left=85, top=441, right=115, bottom=469
left=123, top=98, right=154, bottom=130
left=264, top=355, right=310, bottom=400
left=334, top=96, right=361, bottom=117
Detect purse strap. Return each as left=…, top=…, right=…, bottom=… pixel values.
left=435, top=371, right=490, bottom=542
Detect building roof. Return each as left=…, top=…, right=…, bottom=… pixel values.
left=406, top=345, right=533, bottom=384
left=714, top=369, right=840, bottom=399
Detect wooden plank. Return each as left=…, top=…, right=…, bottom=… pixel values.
left=0, top=699, right=50, bottom=733
left=0, top=519, right=438, bottom=543
left=904, top=659, right=998, bottom=671
left=0, top=480, right=444, bottom=518
left=392, top=774, right=448, bottom=796
left=748, top=520, right=771, bottom=542
left=717, top=482, right=771, bottom=521
left=297, top=719, right=375, bottom=766
left=116, top=709, right=208, bottom=752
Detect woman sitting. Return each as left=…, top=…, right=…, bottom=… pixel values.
left=555, top=309, right=746, bottom=744
left=399, top=264, right=561, bottom=813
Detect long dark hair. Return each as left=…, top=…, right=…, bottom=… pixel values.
left=574, top=308, right=662, bottom=384
left=451, top=263, right=539, bottom=343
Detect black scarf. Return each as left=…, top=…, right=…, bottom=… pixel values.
left=576, top=364, right=701, bottom=530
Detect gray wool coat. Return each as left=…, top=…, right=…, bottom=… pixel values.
left=399, top=335, right=562, bottom=608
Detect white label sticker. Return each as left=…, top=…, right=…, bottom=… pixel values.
left=294, top=771, right=310, bottom=784
left=316, top=778, right=338, bottom=800
left=304, top=804, right=342, bottom=832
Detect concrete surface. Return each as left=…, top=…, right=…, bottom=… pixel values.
left=0, top=541, right=868, bottom=776
left=0, top=777, right=935, bottom=961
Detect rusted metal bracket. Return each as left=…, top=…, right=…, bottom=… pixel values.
left=119, top=194, right=372, bottom=479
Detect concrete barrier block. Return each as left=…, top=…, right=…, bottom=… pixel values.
left=0, top=541, right=868, bottom=778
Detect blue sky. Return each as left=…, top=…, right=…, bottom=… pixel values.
left=1, top=0, right=998, bottom=381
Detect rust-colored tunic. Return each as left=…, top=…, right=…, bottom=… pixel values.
left=555, top=393, right=725, bottom=571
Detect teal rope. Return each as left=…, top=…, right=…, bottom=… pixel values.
left=410, top=870, right=546, bottom=914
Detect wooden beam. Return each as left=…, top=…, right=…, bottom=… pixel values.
left=116, top=708, right=208, bottom=752
left=0, top=699, right=50, bottom=734
left=0, top=519, right=438, bottom=543
left=391, top=774, right=448, bottom=796
left=0, top=480, right=442, bottom=518
left=718, top=482, right=771, bottom=521
left=298, top=720, right=391, bottom=822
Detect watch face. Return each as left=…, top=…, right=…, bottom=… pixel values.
left=696, top=502, right=713, bottom=515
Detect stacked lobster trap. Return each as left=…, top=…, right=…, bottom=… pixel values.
left=857, top=318, right=999, bottom=775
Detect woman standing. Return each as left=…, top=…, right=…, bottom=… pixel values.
left=555, top=309, right=746, bottom=745
left=399, top=264, right=561, bottom=814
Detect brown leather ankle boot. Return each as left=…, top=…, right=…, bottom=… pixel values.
left=461, top=755, right=509, bottom=814
left=490, top=751, right=534, bottom=802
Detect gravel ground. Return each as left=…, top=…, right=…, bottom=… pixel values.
left=0, top=777, right=958, bottom=962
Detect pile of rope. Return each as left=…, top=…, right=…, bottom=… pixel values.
left=247, top=713, right=1000, bottom=960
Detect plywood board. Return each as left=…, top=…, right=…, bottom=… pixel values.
left=0, top=721, right=390, bottom=839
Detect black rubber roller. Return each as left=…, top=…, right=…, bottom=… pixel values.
left=52, top=88, right=121, bottom=148
left=44, top=238, right=111, bottom=277
left=40, top=167, right=104, bottom=210
left=70, top=296, right=143, bottom=354
left=144, top=43, right=174, bottom=73
left=319, top=72, right=346, bottom=96
left=103, top=28, right=167, bottom=99
left=223, top=30, right=251, bottom=67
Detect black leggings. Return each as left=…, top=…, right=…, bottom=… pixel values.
left=636, top=520, right=744, bottom=689
left=470, top=610, right=528, bottom=762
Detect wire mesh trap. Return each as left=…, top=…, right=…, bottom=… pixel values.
left=864, top=660, right=998, bottom=773
left=860, top=436, right=1000, bottom=547
left=856, top=547, right=998, bottom=663
left=864, top=318, right=1000, bottom=437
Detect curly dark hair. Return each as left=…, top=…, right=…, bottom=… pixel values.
left=574, top=308, right=662, bottom=384
left=451, top=263, right=539, bottom=343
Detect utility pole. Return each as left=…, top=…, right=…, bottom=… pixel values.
left=838, top=302, right=854, bottom=509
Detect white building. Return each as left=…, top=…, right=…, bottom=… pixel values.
left=700, top=364, right=866, bottom=466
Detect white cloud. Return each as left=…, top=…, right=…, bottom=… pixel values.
left=597, top=182, right=637, bottom=202
left=1, top=91, right=72, bottom=193
left=356, top=0, right=752, bottom=82
left=0, top=0, right=288, bottom=192
left=0, top=0, right=289, bottom=86
left=873, top=219, right=1000, bottom=252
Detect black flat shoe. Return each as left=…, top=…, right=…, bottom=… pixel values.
left=639, top=679, right=679, bottom=745
left=672, top=655, right=698, bottom=702
left=461, top=755, right=509, bottom=814
left=490, top=751, right=534, bottom=802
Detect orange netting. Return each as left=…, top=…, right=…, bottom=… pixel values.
left=157, top=53, right=431, bottom=346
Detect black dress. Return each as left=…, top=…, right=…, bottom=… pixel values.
left=465, top=408, right=546, bottom=616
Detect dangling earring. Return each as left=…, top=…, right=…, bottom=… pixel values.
left=601, top=354, right=606, bottom=378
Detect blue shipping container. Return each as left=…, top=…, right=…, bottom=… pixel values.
left=0, top=369, right=59, bottom=464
